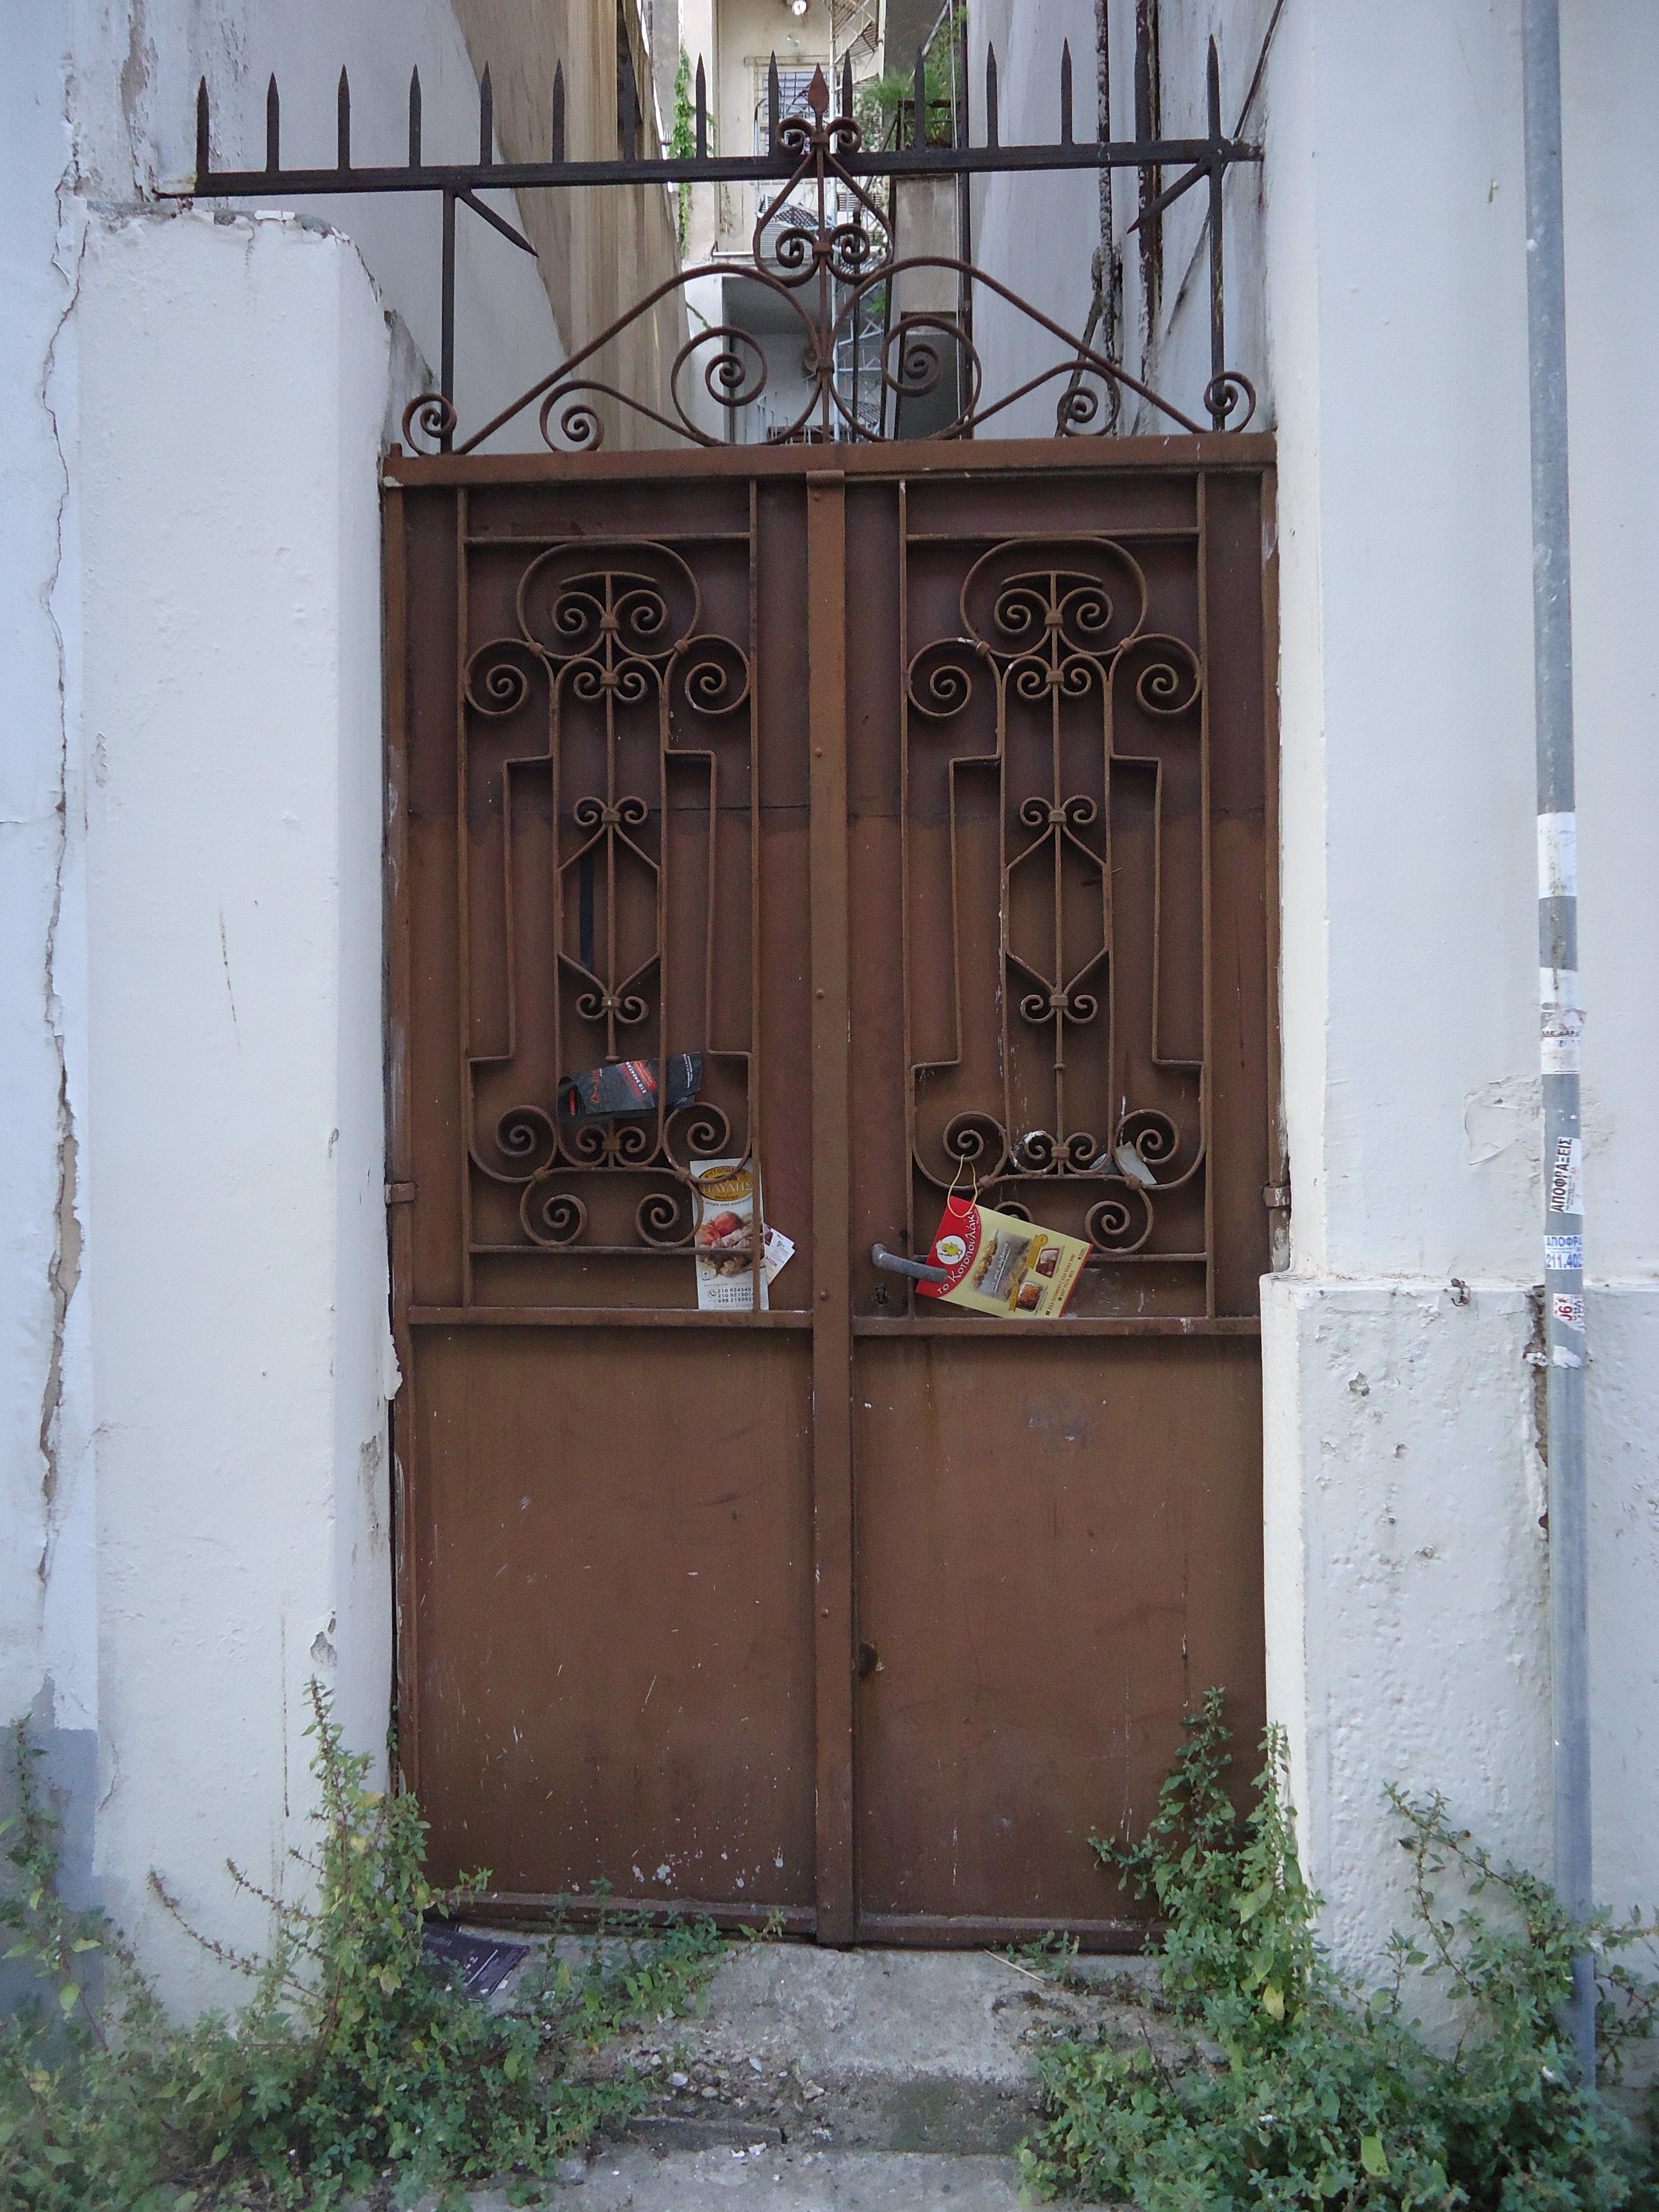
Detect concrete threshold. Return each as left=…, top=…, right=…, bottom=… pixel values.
left=444, top=1936, right=1160, bottom=2207
left=472, top=2143, right=1049, bottom=2206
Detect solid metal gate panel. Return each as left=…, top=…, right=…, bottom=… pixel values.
left=386, top=436, right=1277, bottom=1945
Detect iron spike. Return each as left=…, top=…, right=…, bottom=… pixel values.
left=841, top=52, right=853, bottom=121
left=195, top=76, right=210, bottom=185
left=985, top=43, right=999, bottom=149
left=1060, top=39, right=1074, bottom=145
left=1206, top=34, right=1222, bottom=139
left=336, top=66, right=351, bottom=172
left=695, top=55, right=707, bottom=157
left=768, top=53, right=781, bottom=153
left=552, top=60, right=566, bottom=163
left=408, top=67, right=422, bottom=167
left=913, top=46, right=927, bottom=148
left=265, top=73, right=280, bottom=174
left=479, top=63, right=494, bottom=164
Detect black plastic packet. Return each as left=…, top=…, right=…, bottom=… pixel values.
left=557, top=1051, right=702, bottom=1121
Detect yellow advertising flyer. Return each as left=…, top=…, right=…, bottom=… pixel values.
left=915, top=1193, right=1088, bottom=1318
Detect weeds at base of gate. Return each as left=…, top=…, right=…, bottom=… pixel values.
left=1021, top=1688, right=1659, bottom=2209
left=0, top=1681, right=720, bottom=2209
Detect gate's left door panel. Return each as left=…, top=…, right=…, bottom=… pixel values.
left=410, top=1327, right=815, bottom=1905
left=393, top=479, right=819, bottom=1919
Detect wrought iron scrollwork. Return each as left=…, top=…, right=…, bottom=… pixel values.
left=461, top=538, right=754, bottom=1260
left=397, top=66, right=1257, bottom=457
left=905, top=535, right=1208, bottom=1290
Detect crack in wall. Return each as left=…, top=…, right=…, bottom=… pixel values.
left=36, top=119, right=90, bottom=1583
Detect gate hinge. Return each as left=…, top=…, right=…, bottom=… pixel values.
left=1262, top=1181, right=1291, bottom=1211
left=385, top=1181, right=418, bottom=1205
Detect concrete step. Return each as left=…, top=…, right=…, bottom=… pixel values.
left=582, top=1941, right=1157, bottom=2158
left=427, top=1934, right=1161, bottom=2206
left=473, top=2143, right=1048, bottom=2206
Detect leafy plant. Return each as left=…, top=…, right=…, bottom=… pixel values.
left=856, top=10, right=964, bottom=148
left=0, top=1686, right=719, bottom=2208
left=1023, top=1690, right=1659, bottom=2211
left=669, top=48, right=717, bottom=254
left=671, top=48, right=695, bottom=252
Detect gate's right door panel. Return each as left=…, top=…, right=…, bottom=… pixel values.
left=843, top=461, right=1273, bottom=1939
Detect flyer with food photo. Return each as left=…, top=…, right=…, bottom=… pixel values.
left=916, top=1193, right=1088, bottom=1318
left=691, top=1158, right=794, bottom=1312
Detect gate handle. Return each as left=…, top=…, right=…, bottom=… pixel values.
left=871, top=1242, right=949, bottom=1284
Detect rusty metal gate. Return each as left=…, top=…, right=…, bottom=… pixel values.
left=385, top=434, right=1277, bottom=1944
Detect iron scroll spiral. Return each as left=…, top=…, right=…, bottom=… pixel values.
left=400, top=392, right=458, bottom=453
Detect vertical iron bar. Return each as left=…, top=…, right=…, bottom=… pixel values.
left=265, top=74, right=280, bottom=174
left=957, top=8, right=973, bottom=360
left=842, top=52, right=854, bottom=121
left=552, top=60, right=567, bottom=163
left=768, top=54, right=781, bottom=153
left=913, top=48, right=927, bottom=149
left=479, top=63, right=494, bottom=165
left=1096, top=0, right=1115, bottom=366
left=985, top=44, right=999, bottom=149
left=806, top=472, right=855, bottom=1945
left=195, top=76, right=210, bottom=186
left=695, top=55, right=708, bottom=157
left=337, top=66, right=351, bottom=172
left=408, top=67, right=422, bottom=167
left=440, top=187, right=456, bottom=452
left=1522, top=0, right=1594, bottom=2083
left=1134, top=1, right=1161, bottom=348
left=1206, top=37, right=1225, bottom=424
left=1060, top=39, right=1074, bottom=145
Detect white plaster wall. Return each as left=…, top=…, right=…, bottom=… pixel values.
left=2, top=10, right=98, bottom=1775
left=65, top=0, right=563, bottom=447
left=966, top=0, right=1276, bottom=437
left=70, top=206, right=396, bottom=2007
left=1260, top=0, right=1659, bottom=1969
left=1557, top=10, right=1659, bottom=1918
left=3, top=0, right=555, bottom=2009
left=1262, top=1278, right=1552, bottom=1988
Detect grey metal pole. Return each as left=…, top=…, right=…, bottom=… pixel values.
left=1521, top=0, right=1594, bottom=2081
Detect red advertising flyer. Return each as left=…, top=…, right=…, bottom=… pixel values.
left=916, top=1193, right=1088, bottom=1318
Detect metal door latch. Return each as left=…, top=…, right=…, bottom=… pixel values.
left=871, top=1242, right=949, bottom=1284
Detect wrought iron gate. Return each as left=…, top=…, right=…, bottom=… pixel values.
left=386, top=434, right=1278, bottom=1943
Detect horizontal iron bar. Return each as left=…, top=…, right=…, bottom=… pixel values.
left=166, top=135, right=1259, bottom=202
left=452, top=1893, right=819, bottom=1936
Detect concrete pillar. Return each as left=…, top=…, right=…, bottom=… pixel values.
left=1260, top=0, right=1659, bottom=1977
left=73, top=209, right=396, bottom=2009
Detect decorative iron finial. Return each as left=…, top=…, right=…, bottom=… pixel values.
left=807, top=66, right=830, bottom=120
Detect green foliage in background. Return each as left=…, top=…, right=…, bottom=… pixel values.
left=0, top=1686, right=717, bottom=2208
left=1024, top=1690, right=1659, bottom=2211
left=856, top=9, right=965, bottom=148
left=671, top=48, right=695, bottom=253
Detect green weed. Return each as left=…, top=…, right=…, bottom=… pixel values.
left=0, top=1685, right=718, bottom=2208
left=1022, top=1689, right=1659, bottom=2210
